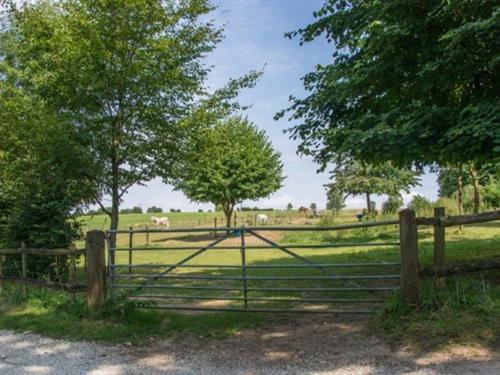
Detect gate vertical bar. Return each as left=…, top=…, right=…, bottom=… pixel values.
left=105, top=232, right=114, bottom=298
left=128, top=227, right=134, bottom=273
left=240, top=226, right=249, bottom=309
left=433, top=207, right=445, bottom=286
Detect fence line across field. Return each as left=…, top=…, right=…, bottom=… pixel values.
left=1, top=208, right=498, bottom=315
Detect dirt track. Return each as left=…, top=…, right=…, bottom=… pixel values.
left=1, top=316, right=499, bottom=374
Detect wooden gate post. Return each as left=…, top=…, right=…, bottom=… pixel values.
left=433, top=207, right=446, bottom=285
left=86, top=230, right=106, bottom=314
left=399, top=209, right=420, bottom=306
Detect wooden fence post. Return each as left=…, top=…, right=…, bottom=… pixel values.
left=433, top=207, right=446, bottom=285
left=86, top=230, right=106, bottom=314
left=145, top=224, right=150, bottom=244
left=214, top=217, right=218, bottom=238
left=399, top=209, right=419, bottom=306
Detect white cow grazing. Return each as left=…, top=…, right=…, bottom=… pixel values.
left=256, top=214, right=268, bottom=225
left=151, top=216, right=170, bottom=229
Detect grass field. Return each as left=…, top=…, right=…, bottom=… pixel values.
left=1, top=210, right=499, bottom=348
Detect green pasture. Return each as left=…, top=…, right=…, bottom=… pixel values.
left=1, top=217, right=498, bottom=348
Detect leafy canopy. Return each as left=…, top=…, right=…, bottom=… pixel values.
left=172, top=117, right=284, bottom=223
left=278, top=0, right=499, bottom=167
left=0, top=83, right=96, bottom=253
left=326, top=161, right=420, bottom=211
left=0, top=0, right=258, bottom=233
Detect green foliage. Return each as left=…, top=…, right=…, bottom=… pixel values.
left=286, top=203, right=293, bottom=211
left=437, top=166, right=470, bottom=198
left=0, top=0, right=259, bottom=238
left=433, top=197, right=459, bottom=216
left=379, top=278, right=499, bottom=349
left=146, top=206, right=163, bottom=214
left=408, top=195, right=432, bottom=217
left=382, top=195, right=403, bottom=216
left=278, top=1, right=499, bottom=166
left=326, top=161, right=420, bottom=211
left=482, top=181, right=500, bottom=209
left=172, top=117, right=284, bottom=226
left=326, top=189, right=345, bottom=216
left=0, top=85, right=96, bottom=279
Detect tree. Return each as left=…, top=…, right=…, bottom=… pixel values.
left=0, top=0, right=258, bottom=250
left=326, top=161, right=420, bottom=214
left=326, top=188, right=345, bottom=217
left=172, top=117, right=284, bottom=227
left=286, top=203, right=293, bottom=211
left=277, top=1, right=499, bottom=168
left=147, top=206, right=163, bottom=213
left=438, top=162, right=499, bottom=213
left=0, top=84, right=96, bottom=279
left=309, top=203, right=317, bottom=217
left=131, top=206, right=143, bottom=214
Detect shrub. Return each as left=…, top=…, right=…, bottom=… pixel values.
left=433, top=197, right=459, bottom=215
left=408, top=195, right=432, bottom=216
left=382, top=195, right=403, bottom=215
left=482, top=182, right=500, bottom=209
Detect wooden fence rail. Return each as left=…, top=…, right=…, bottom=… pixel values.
left=1, top=209, right=498, bottom=312
left=0, top=231, right=107, bottom=314
left=417, top=208, right=500, bottom=284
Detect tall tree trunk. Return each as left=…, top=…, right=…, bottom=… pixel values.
left=365, top=192, right=371, bottom=214
left=109, top=156, right=120, bottom=263
left=224, top=206, right=233, bottom=228
left=223, top=204, right=233, bottom=236
left=468, top=164, right=481, bottom=214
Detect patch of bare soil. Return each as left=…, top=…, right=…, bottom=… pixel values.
left=129, top=315, right=500, bottom=374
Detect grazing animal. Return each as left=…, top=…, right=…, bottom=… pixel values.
left=151, top=216, right=170, bottom=229
left=256, top=214, right=268, bottom=225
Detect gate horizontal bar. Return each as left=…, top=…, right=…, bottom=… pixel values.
left=131, top=295, right=385, bottom=303
left=111, top=262, right=401, bottom=269
left=112, top=284, right=399, bottom=292
left=113, top=284, right=242, bottom=291
left=113, top=274, right=401, bottom=281
left=108, top=220, right=399, bottom=234
left=111, top=242, right=400, bottom=251
left=248, top=286, right=400, bottom=292
left=144, top=305, right=376, bottom=314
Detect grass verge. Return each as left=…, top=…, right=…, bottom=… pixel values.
left=0, top=283, right=273, bottom=343
left=377, top=276, right=500, bottom=350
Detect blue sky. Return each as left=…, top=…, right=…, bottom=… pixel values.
left=119, top=0, right=439, bottom=212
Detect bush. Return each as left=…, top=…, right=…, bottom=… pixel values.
left=433, top=197, right=459, bottom=215
left=382, top=195, right=403, bottom=215
left=482, top=182, right=500, bottom=209
left=408, top=195, right=432, bottom=216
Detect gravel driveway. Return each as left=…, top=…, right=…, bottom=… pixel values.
left=1, top=317, right=498, bottom=374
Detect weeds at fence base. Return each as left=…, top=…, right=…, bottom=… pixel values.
left=378, top=277, right=499, bottom=350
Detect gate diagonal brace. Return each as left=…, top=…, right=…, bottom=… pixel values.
left=247, top=229, right=362, bottom=287
left=130, top=232, right=232, bottom=294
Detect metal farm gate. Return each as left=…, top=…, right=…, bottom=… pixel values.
left=107, top=221, right=402, bottom=314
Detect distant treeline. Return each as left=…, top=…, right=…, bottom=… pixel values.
left=84, top=206, right=184, bottom=215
